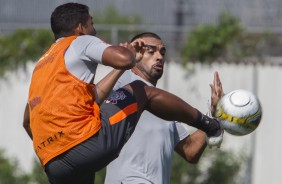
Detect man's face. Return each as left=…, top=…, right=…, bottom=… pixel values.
left=81, top=15, right=96, bottom=36
left=137, top=37, right=166, bottom=82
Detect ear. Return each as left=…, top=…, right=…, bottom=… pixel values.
left=75, top=23, right=84, bottom=35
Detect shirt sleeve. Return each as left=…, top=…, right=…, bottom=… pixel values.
left=113, top=70, right=132, bottom=90
left=73, top=35, right=111, bottom=64
left=174, top=122, right=190, bottom=144
left=64, top=35, right=111, bottom=83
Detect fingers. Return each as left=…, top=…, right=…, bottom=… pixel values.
left=130, top=39, right=146, bottom=51
left=119, top=41, right=145, bottom=62
left=119, top=42, right=131, bottom=48
left=210, top=72, right=223, bottom=116
left=212, top=72, right=219, bottom=97
left=210, top=83, right=216, bottom=98
left=120, top=39, right=146, bottom=54
left=213, top=71, right=224, bottom=98
left=130, top=39, right=147, bottom=62
left=210, top=84, right=218, bottom=107
left=214, top=71, right=220, bottom=92
left=131, top=38, right=145, bottom=46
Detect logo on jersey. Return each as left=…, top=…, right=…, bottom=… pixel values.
left=105, top=91, right=127, bottom=104
left=35, top=130, right=64, bottom=154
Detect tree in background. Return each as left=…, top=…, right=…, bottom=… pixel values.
left=0, top=29, right=53, bottom=78
left=29, top=159, right=49, bottom=184
left=170, top=148, right=245, bottom=184
left=0, top=6, right=141, bottom=79
left=181, top=12, right=278, bottom=65
left=93, top=5, right=142, bottom=43
left=171, top=152, right=201, bottom=184
left=181, top=12, right=243, bottom=64
left=0, top=149, right=31, bottom=184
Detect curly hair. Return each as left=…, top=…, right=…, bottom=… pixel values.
left=51, top=3, right=90, bottom=39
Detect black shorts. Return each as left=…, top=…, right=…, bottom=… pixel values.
left=45, top=88, right=138, bottom=184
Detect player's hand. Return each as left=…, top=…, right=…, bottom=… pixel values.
left=207, top=71, right=224, bottom=148
left=120, top=39, right=146, bottom=63
left=202, top=115, right=224, bottom=148
left=119, top=42, right=133, bottom=51
left=210, top=71, right=224, bottom=116
left=205, top=123, right=224, bottom=149
left=130, top=39, right=146, bottom=62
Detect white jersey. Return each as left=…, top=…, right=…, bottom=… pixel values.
left=63, top=35, right=110, bottom=82
left=105, top=70, right=190, bottom=184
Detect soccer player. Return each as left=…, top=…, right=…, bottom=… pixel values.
left=23, top=3, right=223, bottom=184
left=104, top=32, right=224, bottom=184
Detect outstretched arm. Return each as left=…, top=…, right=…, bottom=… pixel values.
left=174, top=71, right=225, bottom=163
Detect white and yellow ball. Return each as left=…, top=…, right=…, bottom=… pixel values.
left=215, top=89, right=262, bottom=136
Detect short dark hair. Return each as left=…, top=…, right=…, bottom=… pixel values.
left=130, top=32, right=162, bottom=43
left=51, top=3, right=90, bottom=39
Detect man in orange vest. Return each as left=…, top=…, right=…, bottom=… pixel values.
left=23, top=3, right=223, bottom=184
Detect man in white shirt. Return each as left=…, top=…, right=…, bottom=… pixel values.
left=105, top=32, right=224, bottom=184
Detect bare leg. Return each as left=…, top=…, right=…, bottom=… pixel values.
left=123, top=81, right=221, bottom=137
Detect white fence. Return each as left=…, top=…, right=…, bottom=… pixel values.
left=0, top=60, right=281, bottom=183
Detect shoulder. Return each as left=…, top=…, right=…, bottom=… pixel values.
left=73, top=35, right=110, bottom=46
left=68, top=35, right=110, bottom=62
left=126, top=70, right=153, bottom=86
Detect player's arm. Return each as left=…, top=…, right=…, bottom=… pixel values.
left=102, top=46, right=136, bottom=69
left=23, top=103, right=33, bottom=140
left=102, top=39, right=145, bottom=70
left=175, top=130, right=206, bottom=163
left=95, top=40, right=145, bottom=104
left=175, top=71, right=225, bottom=159
left=205, top=71, right=225, bottom=147
left=95, top=69, right=125, bottom=105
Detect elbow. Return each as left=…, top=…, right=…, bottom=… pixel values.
left=186, top=154, right=201, bottom=164
left=189, top=158, right=200, bottom=164
left=189, top=161, right=198, bottom=165
left=23, top=120, right=29, bottom=134
left=23, top=121, right=28, bottom=131
left=23, top=112, right=30, bottom=131
left=23, top=122, right=33, bottom=140
left=23, top=104, right=33, bottom=139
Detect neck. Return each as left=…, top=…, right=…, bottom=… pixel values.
left=131, top=67, right=157, bottom=86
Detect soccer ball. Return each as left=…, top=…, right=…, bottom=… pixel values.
left=214, top=89, right=262, bottom=136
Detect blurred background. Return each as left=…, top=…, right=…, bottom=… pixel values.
left=0, top=0, right=281, bottom=183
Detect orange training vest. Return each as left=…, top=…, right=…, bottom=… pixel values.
left=28, top=36, right=101, bottom=166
